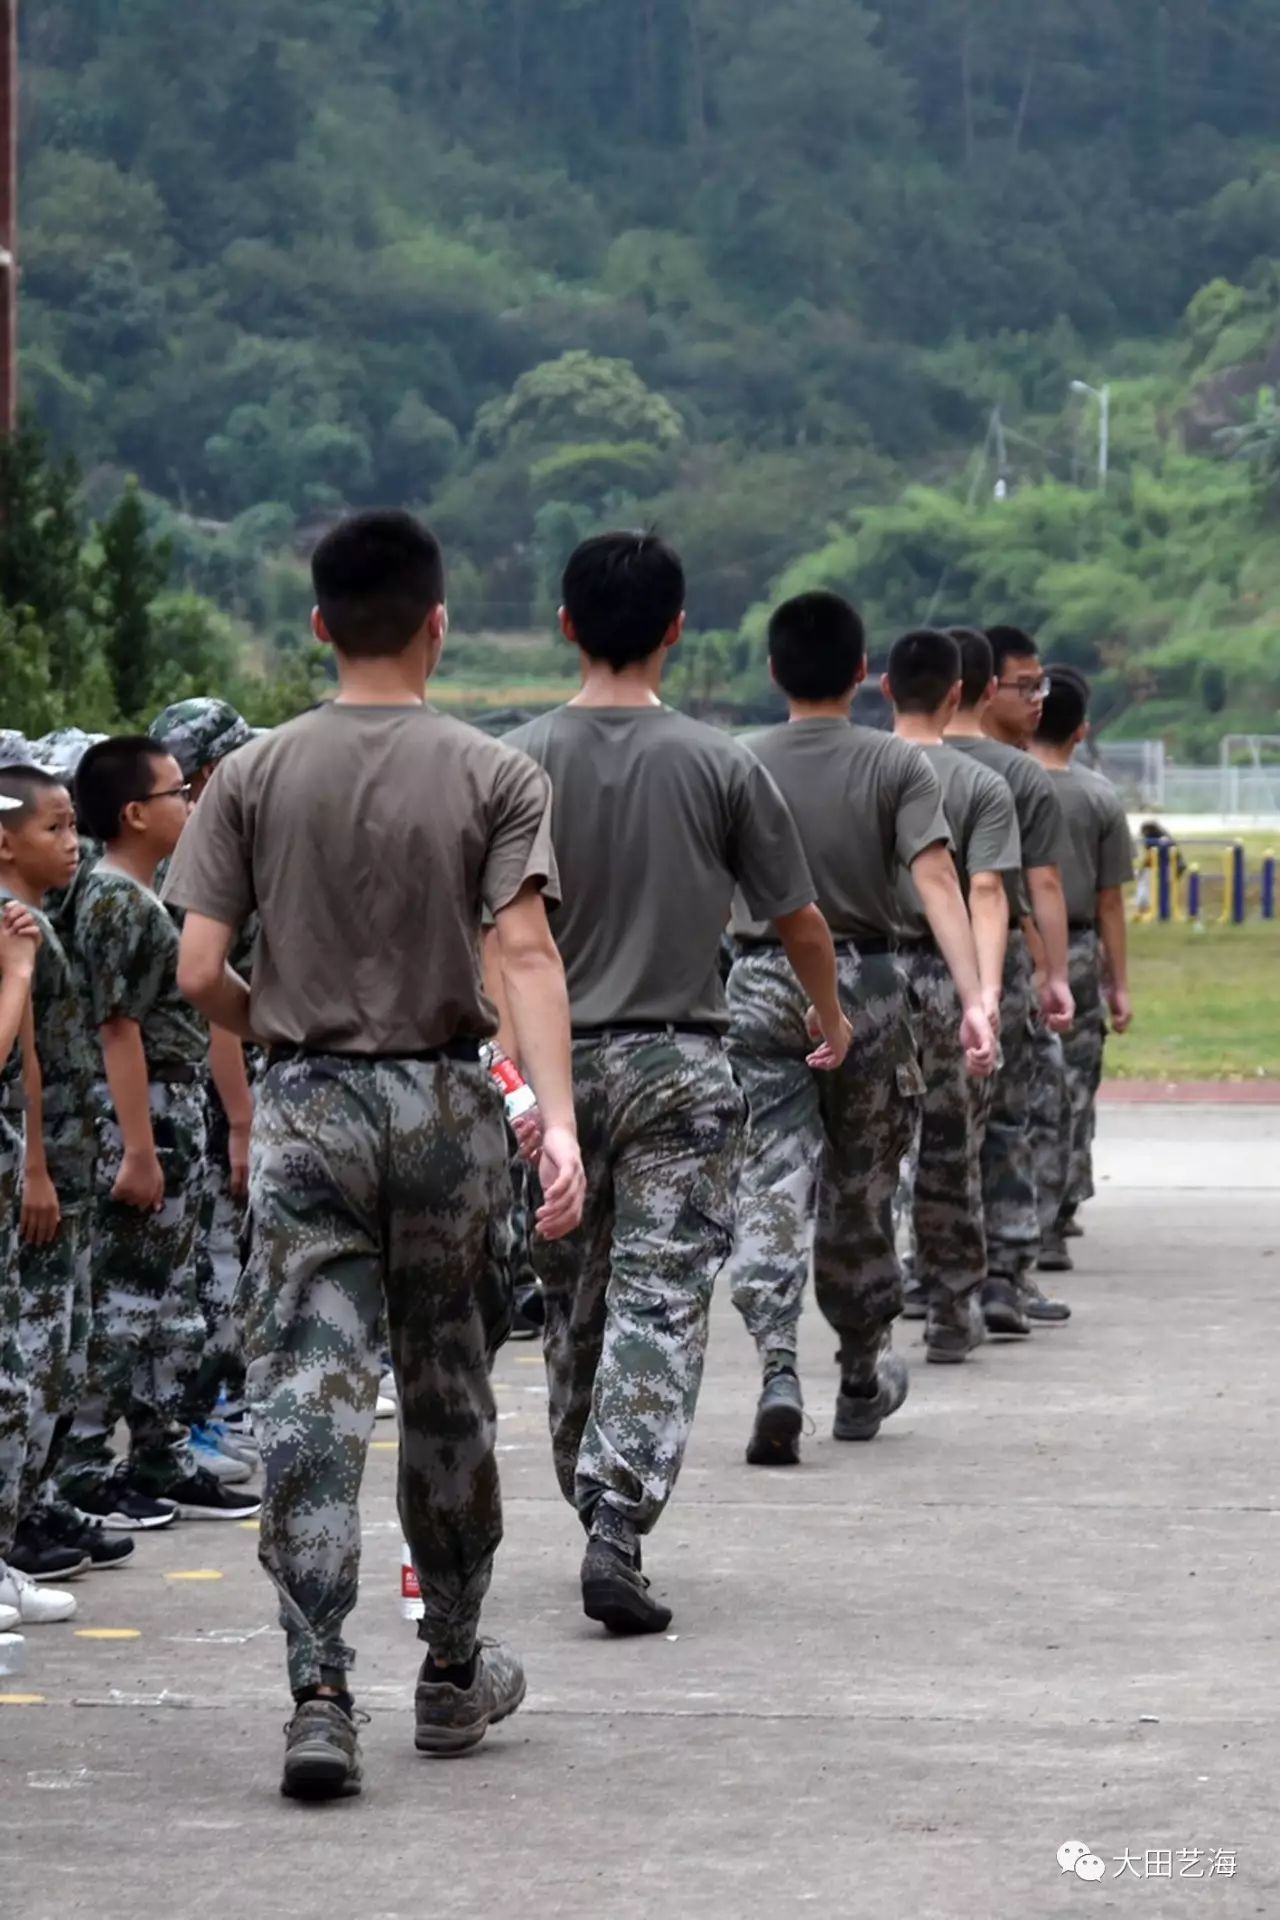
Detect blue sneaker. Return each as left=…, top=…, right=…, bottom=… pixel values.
left=189, top=1425, right=254, bottom=1486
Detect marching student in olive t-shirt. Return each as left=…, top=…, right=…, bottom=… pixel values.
left=944, top=626, right=1074, bottom=1336
left=727, top=593, right=995, bottom=1467
left=166, top=512, right=585, bottom=1803
left=1030, top=669, right=1134, bottom=1262
left=497, top=533, right=848, bottom=1637
left=886, top=631, right=1020, bottom=1364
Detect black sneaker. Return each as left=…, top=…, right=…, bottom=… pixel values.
left=43, top=1500, right=135, bottom=1569
left=981, top=1277, right=1032, bottom=1337
left=8, top=1515, right=91, bottom=1582
left=745, top=1369, right=804, bottom=1466
left=1061, top=1213, right=1084, bottom=1240
left=69, top=1472, right=177, bottom=1531
left=901, top=1284, right=928, bottom=1321
left=1037, top=1234, right=1075, bottom=1274
left=1021, top=1275, right=1072, bottom=1323
left=925, top=1291, right=983, bottom=1366
left=581, top=1537, right=672, bottom=1636
left=281, top=1697, right=363, bottom=1801
left=508, top=1285, right=545, bottom=1341
left=153, top=1466, right=262, bottom=1521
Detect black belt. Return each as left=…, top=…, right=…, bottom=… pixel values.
left=1068, top=922, right=1098, bottom=933
left=266, top=1040, right=480, bottom=1069
left=897, top=935, right=939, bottom=956
left=149, top=1063, right=205, bottom=1086
left=572, top=1021, right=722, bottom=1041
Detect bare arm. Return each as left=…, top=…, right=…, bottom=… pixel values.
left=491, top=882, right=584, bottom=1240
left=968, top=870, right=1009, bottom=1022
left=910, top=845, right=996, bottom=1073
left=100, top=1016, right=165, bottom=1211
left=772, top=904, right=851, bottom=1069
left=1027, top=864, right=1074, bottom=1031
left=481, top=928, right=518, bottom=1061
left=208, top=1023, right=254, bottom=1198
left=0, top=906, right=37, bottom=1065
left=177, top=914, right=253, bottom=1041
left=1097, top=886, right=1132, bottom=1032
left=20, top=997, right=60, bottom=1246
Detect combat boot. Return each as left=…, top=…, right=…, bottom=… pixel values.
left=580, top=1537, right=672, bottom=1635
left=745, top=1367, right=804, bottom=1466
left=925, top=1289, right=982, bottom=1365
left=281, top=1695, right=363, bottom=1800
left=415, top=1640, right=527, bottom=1754
left=832, top=1349, right=910, bottom=1442
left=981, top=1276, right=1031, bottom=1337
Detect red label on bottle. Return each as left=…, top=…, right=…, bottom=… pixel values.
left=489, top=1058, right=525, bottom=1098
left=401, top=1562, right=421, bottom=1602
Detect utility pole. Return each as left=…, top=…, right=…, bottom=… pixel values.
left=1070, top=379, right=1110, bottom=492
left=0, top=1, right=17, bottom=435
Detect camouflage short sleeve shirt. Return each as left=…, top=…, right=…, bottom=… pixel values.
left=72, top=866, right=208, bottom=1068
left=0, top=889, right=98, bottom=1193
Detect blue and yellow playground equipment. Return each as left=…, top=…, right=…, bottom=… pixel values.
left=1137, top=838, right=1276, bottom=925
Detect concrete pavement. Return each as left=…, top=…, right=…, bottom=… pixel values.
left=4, top=1105, right=1277, bottom=1918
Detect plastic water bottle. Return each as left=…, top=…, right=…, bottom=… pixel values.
left=480, top=1042, right=539, bottom=1123
left=401, top=1541, right=424, bottom=1623
left=0, top=1631, right=26, bottom=1678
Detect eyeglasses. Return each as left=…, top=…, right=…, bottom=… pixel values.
left=139, top=783, right=192, bottom=803
left=995, top=677, right=1050, bottom=702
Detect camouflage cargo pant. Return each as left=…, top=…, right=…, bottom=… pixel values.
left=898, top=948, right=992, bottom=1301
left=532, top=1031, right=743, bottom=1548
left=1062, top=931, right=1106, bottom=1219
left=243, top=1052, right=510, bottom=1693
left=18, top=1206, right=92, bottom=1517
left=1028, top=1020, right=1071, bottom=1240
left=728, top=947, right=921, bottom=1376
left=981, top=935, right=1040, bottom=1280
left=0, top=1114, right=26, bottom=1556
left=61, top=1081, right=206, bottom=1497
left=184, top=1099, right=248, bottom=1426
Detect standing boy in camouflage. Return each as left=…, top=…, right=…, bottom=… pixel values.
left=168, top=510, right=584, bottom=1801
left=727, top=594, right=994, bottom=1466
left=60, top=738, right=259, bottom=1529
left=945, top=628, right=1074, bottom=1335
left=1030, top=671, right=1134, bottom=1262
left=497, top=534, right=849, bottom=1632
left=886, top=631, right=1018, bottom=1363
left=0, top=764, right=135, bottom=1580
left=149, top=699, right=259, bottom=1450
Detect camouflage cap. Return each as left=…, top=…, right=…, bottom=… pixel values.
left=32, top=728, right=107, bottom=779
left=148, top=698, right=255, bottom=778
left=0, top=729, right=36, bottom=768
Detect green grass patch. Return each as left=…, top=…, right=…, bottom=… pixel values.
left=1110, top=919, right=1280, bottom=1081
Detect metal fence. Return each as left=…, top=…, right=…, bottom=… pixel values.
left=1092, top=741, right=1280, bottom=816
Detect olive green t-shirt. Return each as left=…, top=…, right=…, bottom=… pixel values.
left=505, top=704, right=814, bottom=1030
left=946, top=735, right=1066, bottom=920
left=896, top=743, right=1022, bottom=941
left=164, top=702, right=557, bottom=1052
left=729, top=719, right=950, bottom=943
left=72, top=867, right=209, bottom=1068
left=1046, top=764, right=1135, bottom=925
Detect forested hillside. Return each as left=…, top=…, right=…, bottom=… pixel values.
left=17, top=2, right=1280, bottom=746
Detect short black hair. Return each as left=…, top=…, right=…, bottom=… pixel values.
left=948, top=627, right=995, bottom=709
left=312, top=510, right=445, bottom=659
left=768, top=591, right=866, bottom=702
left=0, top=764, right=67, bottom=825
left=75, top=737, right=170, bottom=843
left=1038, top=670, right=1090, bottom=747
left=986, top=624, right=1040, bottom=677
left=562, top=531, right=685, bottom=669
left=887, top=629, right=962, bottom=716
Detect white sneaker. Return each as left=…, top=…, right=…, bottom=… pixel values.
left=0, top=1601, right=19, bottom=1633
left=0, top=1561, right=77, bottom=1624
left=375, top=1370, right=398, bottom=1421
